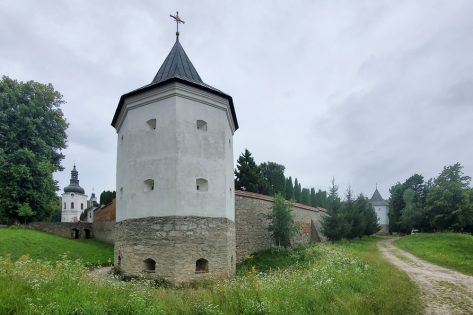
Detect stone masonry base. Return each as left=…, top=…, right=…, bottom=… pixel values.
left=114, top=216, right=235, bottom=284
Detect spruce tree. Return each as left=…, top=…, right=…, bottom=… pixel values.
left=359, top=194, right=380, bottom=235
left=321, top=178, right=348, bottom=241
left=234, top=149, right=265, bottom=193
left=267, top=193, right=296, bottom=247
left=351, top=193, right=369, bottom=238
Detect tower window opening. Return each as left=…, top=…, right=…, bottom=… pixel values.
left=146, top=118, right=157, bottom=130
left=196, top=120, right=207, bottom=131
left=195, top=258, right=209, bottom=273
left=63, top=202, right=66, bottom=209
left=143, top=258, right=156, bottom=272
left=196, top=178, right=208, bottom=192
left=81, top=203, right=84, bottom=210
left=144, top=179, right=155, bottom=192
left=71, top=202, right=74, bottom=209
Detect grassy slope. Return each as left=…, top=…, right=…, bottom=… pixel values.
left=395, top=232, right=473, bottom=276
left=0, top=227, right=113, bottom=266
left=0, top=234, right=422, bottom=315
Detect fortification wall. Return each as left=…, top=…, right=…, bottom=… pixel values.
left=27, top=222, right=93, bottom=239
left=93, top=200, right=116, bottom=244
left=235, top=190, right=326, bottom=262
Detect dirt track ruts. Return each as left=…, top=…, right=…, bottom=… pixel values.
left=378, top=238, right=473, bottom=315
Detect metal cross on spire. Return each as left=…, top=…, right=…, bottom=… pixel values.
left=170, top=11, right=185, bottom=38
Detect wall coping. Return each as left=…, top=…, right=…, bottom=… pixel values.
left=235, top=190, right=326, bottom=213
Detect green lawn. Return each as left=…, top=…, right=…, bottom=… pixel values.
left=395, top=232, right=473, bottom=276
left=0, top=227, right=113, bottom=266
left=0, top=230, right=422, bottom=315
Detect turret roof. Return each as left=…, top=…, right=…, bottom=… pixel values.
left=112, top=38, right=238, bottom=130
left=64, top=165, right=85, bottom=194
left=370, top=188, right=388, bottom=206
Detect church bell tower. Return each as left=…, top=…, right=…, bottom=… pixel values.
left=111, top=13, right=238, bottom=283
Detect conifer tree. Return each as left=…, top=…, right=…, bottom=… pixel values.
left=344, top=187, right=361, bottom=239
left=285, top=176, right=294, bottom=200
left=234, top=149, right=265, bottom=193
left=351, top=193, right=369, bottom=238
left=301, top=188, right=310, bottom=205
left=314, top=189, right=328, bottom=208
left=310, top=188, right=316, bottom=206
left=321, top=178, right=348, bottom=241
left=294, top=178, right=302, bottom=202
left=355, top=193, right=380, bottom=236
left=259, top=162, right=286, bottom=196
left=267, top=193, right=296, bottom=247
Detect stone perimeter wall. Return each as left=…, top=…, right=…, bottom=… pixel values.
left=114, top=216, right=235, bottom=283
left=235, top=190, right=326, bottom=262
left=93, top=199, right=116, bottom=244
left=27, top=222, right=93, bottom=239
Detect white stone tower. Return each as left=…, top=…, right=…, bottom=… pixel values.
left=369, top=187, right=389, bottom=233
left=111, top=20, right=238, bottom=283
left=61, top=165, right=88, bottom=222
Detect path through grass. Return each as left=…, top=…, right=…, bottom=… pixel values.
left=395, top=232, right=473, bottom=276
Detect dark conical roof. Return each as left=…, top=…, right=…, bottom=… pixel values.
left=370, top=188, right=388, bottom=206
left=64, top=165, right=85, bottom=194
left=152, top=39, right=203, bottom=85
left=112, top=38, right=238, bottom=130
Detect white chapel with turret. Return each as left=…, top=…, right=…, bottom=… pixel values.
left=61, top=165, right=88, bottom=222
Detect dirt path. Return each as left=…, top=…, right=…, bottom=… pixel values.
left=378, top=238, right=473, bottom=315
left=88, top=266, right=113, bottom=283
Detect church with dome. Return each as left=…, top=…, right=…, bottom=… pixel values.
left=61, top=165, right=88, bottom=222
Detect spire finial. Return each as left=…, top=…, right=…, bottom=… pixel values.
left=170, top=11, right=185, bottom=39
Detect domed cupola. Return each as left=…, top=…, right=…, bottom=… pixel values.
left=64, top=165, right=85, bottom=194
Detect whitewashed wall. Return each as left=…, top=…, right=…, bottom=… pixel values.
left=115, top=82, right=235, bottom=222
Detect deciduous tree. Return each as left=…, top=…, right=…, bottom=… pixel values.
left=0, top=76, right=68, bottom=224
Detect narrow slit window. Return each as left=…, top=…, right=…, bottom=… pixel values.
left=144, top=179, right=155, bottom=192
left=63, top=202, right=66, bottom=209
left=146, top=118, right=157, bottom=130
left=196, top=178, right=208, bottom=192
left=196, top=120, right=207, bottom=131
left=196, top=258, right=209, bottom=273
left=143, top=258, right=156, bottom=272
left=81, top=203, right=84, bottom=210
left=71, top=202, right=74, bottom=209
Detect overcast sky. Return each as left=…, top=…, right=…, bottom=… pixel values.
left=1, top=0, right=472, bottom=200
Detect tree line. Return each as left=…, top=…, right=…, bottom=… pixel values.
left=234, top=149, right=329, bottom=208
left=320, top=179, right=380, bottom=241
left=388, top=163, right=473, bottom=234
left=234, top=149, right=380, bottom=242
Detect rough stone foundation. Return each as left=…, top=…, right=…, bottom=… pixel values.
left=114, top=216, right=235, bottom=283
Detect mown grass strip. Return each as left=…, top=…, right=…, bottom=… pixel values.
left=0, top=227, right=113, bottom=266
left=395, top=232, right=473, bottom=276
